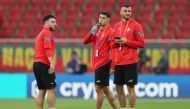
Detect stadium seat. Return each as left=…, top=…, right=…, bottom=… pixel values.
left=103, top=0, right=115, bottom=4
left=63, top=21, right=75, bottom=33
left=144, top=0, right=155, bottom=5
left=60, top=0, right=72, bottom=9
left=31, top=0, right=44, bottom=5
left=101, top=3, right=114, bottom=12
left=74, top=0, right=85, bottom=6
left=166, top=25, right=178, bottom=34
left=0, top=0, right=190, bottom=39
left=170, top=4, right=184, bottom=13
left=18, top=0, right=29, bottom=6
left=161, top=33, right=175, bottom=39
left=56, top=32, right=68, bottom=38
left=176, top=29, right=190, bottom=39
left=181, top=20, right=190, bottom=29
left=145, top=33, right=158, bottom=39
left=159, top=0, right=172, bottom=6
left=46, top=0, right=57, bottom=5
left=174, top=0, right=188, bottom=5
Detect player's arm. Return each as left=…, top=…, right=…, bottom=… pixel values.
left=43, top=35, right=55, bottom=74
left=108, top=30, right=115, bottom=74
left=48, top=56, right=55, bottom=74
left=110, top=49, right=115, bottom=75
left=125, top=24, right=145, bottom=48
left=115, top=23, right=145, bottom=48
left=83, top=25, right=99, bottom=44
left=83, top=32, right=96, bottom=44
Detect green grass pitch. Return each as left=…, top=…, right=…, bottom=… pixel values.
left=0, top=98, right=190, bottom=109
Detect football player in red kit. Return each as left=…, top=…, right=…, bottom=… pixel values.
left=83, top=12, right=118, bottom=109
left=112, top=4, right=145, bottom=109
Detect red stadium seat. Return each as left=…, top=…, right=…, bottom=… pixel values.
left=18, top=22, right=31, bottom=33
left=81, top=11, right=95, bottom=21
left=22, top=13, right=34, bottom=22
left=87, top=0, right=100, bottom=5
left=144, top=0, right=155, bottom=5
left=161, top=33, right=175, bottom=39
left=166, top=25, right=178, bottom=33
left=174, top=0, right=188, bottom=5
left=159, top=0, right=172, bottom=6
left=56, top=32, right=68, bottom=38
left=1, top=0, right=189, bottom=39
left=176, top=29, right=190, bottom=39
left=145, top=33, right=158, bottom=39
left=63, top=21, right=75, bottom=33
left=45, top=0, right=57, bottom=5
left=181, top=20, right=190, bottom=29
left=31, top=0, right=44, bottom=5
left=18, top=0, right=29, bottom=6
left=101, top=4, right=114, bottom=12
left=66, top=8, right=79, bottom=20
left=70, top=31, right=79, bottom=38
left=103, top=0, right=115, bottom=4
left=45, top=2, right=57, bottom=10
left=85, top=4, right=96, bottom=12
left=170, top=4, right=184, bottom=13
left=74, top=0, right=85, bottom=6
left=60, top=0, right=72, bottom=8
left=3, top=21, right=17, bottom=31
left=154, top=18, right=164, bottom=26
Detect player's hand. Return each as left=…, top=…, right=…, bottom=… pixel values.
left=115, top=37, right=127, bottom=44
left=92, top=25, right=97, bottom=31
left=48, top=63, right=55, bottom=74
left=115, top=39, right=121, bottom=44
left=109, top=69, right=114, bottom=75
left=92, top=23, right=100, bottom=31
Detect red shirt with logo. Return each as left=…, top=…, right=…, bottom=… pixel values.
left=34, top=27, right=55, bottom=65
left=112, top=18, right=145, bottom=65
left=83, top=25, right=114, bottom=70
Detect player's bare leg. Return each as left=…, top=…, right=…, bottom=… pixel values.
left=36, top=90, right=46, bottom=109
left=116, top=85, right=126, bottom=108
left=103, top=86, right=118, bottom=109
left=47, top=88, right=56, bottom=109
left=95, top=85, right=104, bottom=109
left=127, top=86, right=136, bottom=108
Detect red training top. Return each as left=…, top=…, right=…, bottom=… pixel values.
left=112, top=18, right=145, bottom=65
left=83, top=25, right=114, bottom=70
left=34, top=27, right=55, bottom=65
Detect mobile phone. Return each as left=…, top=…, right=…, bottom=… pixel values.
left=115, top=37, right=121, bottom=39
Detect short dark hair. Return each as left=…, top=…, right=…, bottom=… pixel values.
left=100, top=12, right=111, bottom=18
left=43, top=15, right=55, bottom=23
left=121, top=3, right=131, bottom=8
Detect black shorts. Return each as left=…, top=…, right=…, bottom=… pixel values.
left=114, top=63, right=138, bottom=87
left=33, top=62, right=56, bottom=90
left=95, top=61, right=111, bottom=86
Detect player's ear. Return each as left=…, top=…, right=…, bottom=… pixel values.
left=108, top=18, right=110, bottom=22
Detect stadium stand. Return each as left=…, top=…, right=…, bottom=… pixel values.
left=0, top=0, right=190, bottom=39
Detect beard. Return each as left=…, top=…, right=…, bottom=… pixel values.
left=122, top=15, right=131, bottom=21
left=49, top=27, right=55, bottom=31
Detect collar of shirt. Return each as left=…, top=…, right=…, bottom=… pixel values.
left=97, top=25, right=110, bottom=36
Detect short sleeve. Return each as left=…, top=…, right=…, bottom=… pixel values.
left=43, top=34, right=53, bottom=49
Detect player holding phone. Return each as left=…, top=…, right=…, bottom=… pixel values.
left=112, top=4, right=145, bottom=109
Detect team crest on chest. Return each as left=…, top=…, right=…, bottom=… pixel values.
left=127, top=27, right=131, bottom=32
left=101, top=34, right=104, bottom=38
